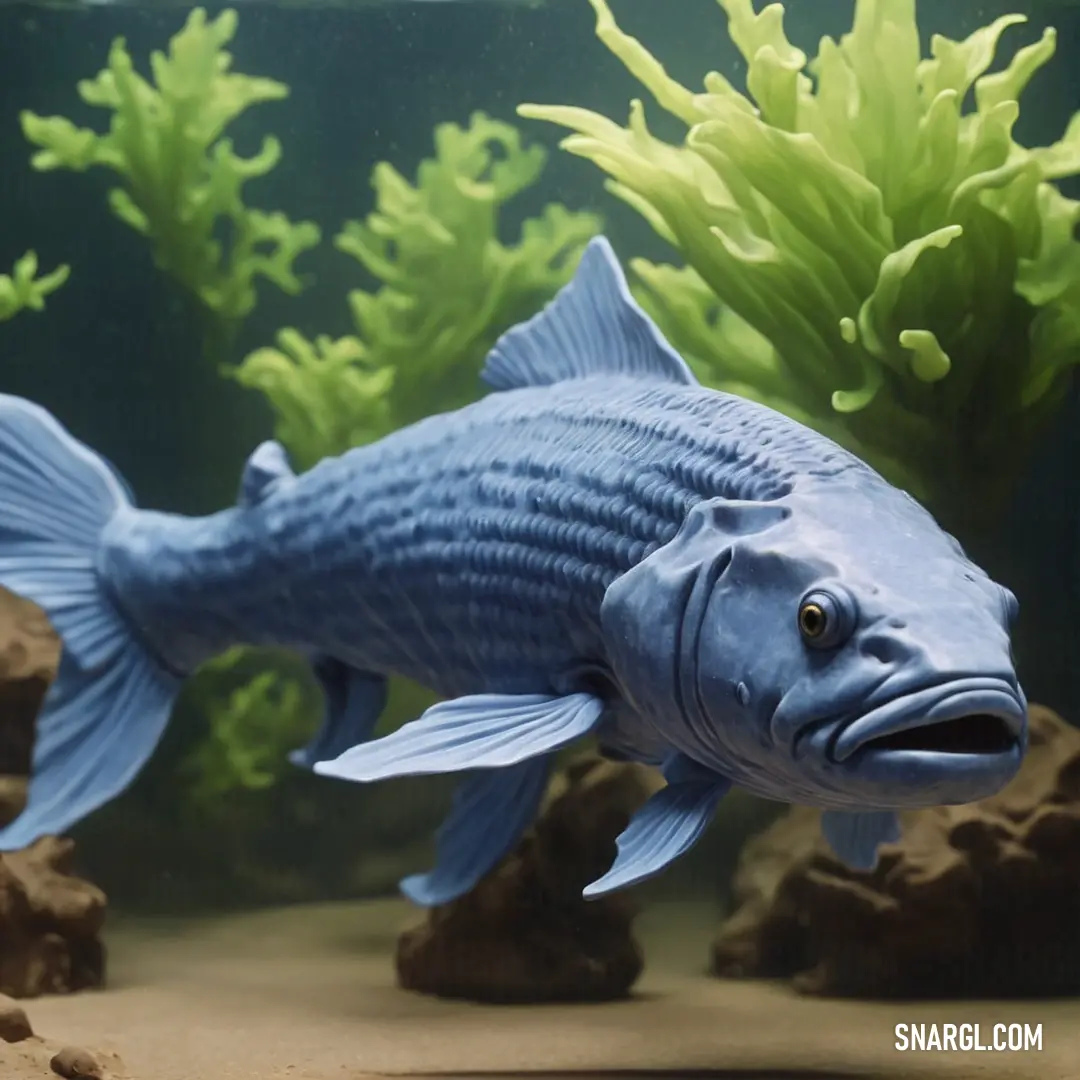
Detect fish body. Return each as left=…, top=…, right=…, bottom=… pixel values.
left=0, top=238, right=1027, bottom=902
left=100, top=375, right=815, bottom=707
left=99, top=375, right=693, bottom=691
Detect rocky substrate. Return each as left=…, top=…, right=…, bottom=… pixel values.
left=0, top=993, right=115, bottom=1079
left=0, top=838, right=106, bottom=999
left=396, top=754, right=662, bottom=1003
left=712, top=704, right=1080, bottom=998
left=0, top=590, right=104, bottom=1000
left=0, top=587, right=59, bottom=829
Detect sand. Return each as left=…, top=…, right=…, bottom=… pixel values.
left=2, top=898, right=1077, bottom=1080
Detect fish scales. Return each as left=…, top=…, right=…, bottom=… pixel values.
left=100, top=376, right=847, bottom=696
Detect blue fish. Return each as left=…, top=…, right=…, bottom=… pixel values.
left=0, top=237, right=1027, bottom=903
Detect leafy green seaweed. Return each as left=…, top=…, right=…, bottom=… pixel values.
left=181, top=647, right=320, bottom=807
left=0, top=252, right=69, bottom=323
left=204, top=113, right=601, bottom=788
left=234, top=111, right=602, bottom=467
left=234, top=332, right=395, bottom=473
left=20, top=8, right=320, bottom=355
left=521, top=0, right=1080, bottom=522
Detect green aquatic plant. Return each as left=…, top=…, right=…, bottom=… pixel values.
left=0, top=252, right=69, bottom=323
left=20, top=7, right=320, bottom=360
left=235, top=111, right=602, bottom=468
left=233, top=331, right=395, bottom=473
left=181, top=646, right=320, bottom=806
left=206, top=113, right=601, bottom=792
left=521, top=0, right=1080, bottom=524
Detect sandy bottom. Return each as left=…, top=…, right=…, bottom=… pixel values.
left=3, top=899, right=1077, bottom=1080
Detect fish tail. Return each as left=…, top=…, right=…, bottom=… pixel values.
left=0, top=394, right=181, bottom=850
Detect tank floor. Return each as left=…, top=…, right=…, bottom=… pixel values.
left=2, top=899, right=1075, bottom=1080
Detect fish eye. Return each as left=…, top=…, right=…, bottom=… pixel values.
left=797, top=587, right=856, bottom=650
left=798, top=601, right=828, bottom=640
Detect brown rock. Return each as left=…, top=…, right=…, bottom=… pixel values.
left=0, top=592, right=104, bottom=1001
left=0, top=775, right=29, bottom=833
left=0, top=993, right=32, bottom=1042
left=0, top=676, right=50, bottom=780
left=50, top=1045, right=102, bottom=1079
left=0, top=837, right=106, bottom=999
left=0, top=588, right=59, bottom=831
left=0, top=675, right=51, bottom=830
left=711, top=704, right=1080, bottom=998
left=396, top=754, right=663, bottom=1003
left=0, top=589, right=60, bottom=684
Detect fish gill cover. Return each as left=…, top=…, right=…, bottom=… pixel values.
left=519, top=0, right=1080, bottom=530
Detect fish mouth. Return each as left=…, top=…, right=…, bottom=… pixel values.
left=831, top=678, right=1025, bottom=764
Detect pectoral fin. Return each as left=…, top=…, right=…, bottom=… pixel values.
left=400, top=756, right=553, bottom=907
left=821, top=809, right=901, bottom=871
left=313, top=692, right=604, bottom=782
left=583, top=756, right=731, bottom=898
left=289, top=659, right=388, bottom=769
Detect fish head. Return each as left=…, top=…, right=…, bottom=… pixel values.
left=696, top=488, right=1027, bottom=809
left=602, top=489, right=1027, bottom=811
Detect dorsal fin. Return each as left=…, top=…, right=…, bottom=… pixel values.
left=481, top=235, right=698, bottom=391
left=239, top=440, right=295, bottom=507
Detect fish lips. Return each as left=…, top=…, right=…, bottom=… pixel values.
left=830, top=677, right=1027, bottom=767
